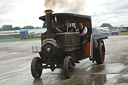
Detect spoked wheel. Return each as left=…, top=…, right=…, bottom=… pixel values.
left=95, top=41, right=105, bottom=64
left=31, top=57, right=42, bottom=79
left=63, top=56, right=74, bottom=78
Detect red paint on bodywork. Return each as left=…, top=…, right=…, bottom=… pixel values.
left=85, top=42, right=90, bottom=56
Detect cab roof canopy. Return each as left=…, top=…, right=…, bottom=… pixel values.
left=39, top=13, right=91, bottom=21
left=39, top=13, right=92, bottom=28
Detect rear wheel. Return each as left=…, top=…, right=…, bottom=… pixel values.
left=95, top=41, right=105, bottom=64
left=31, top=57, right=42, bottom=79
left=63, top=56, right=74, bottom=78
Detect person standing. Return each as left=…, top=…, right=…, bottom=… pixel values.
left=77, top=22, right=88, bottom=57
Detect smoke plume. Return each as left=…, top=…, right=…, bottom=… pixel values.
left=44, top=0, right=86, bottom=14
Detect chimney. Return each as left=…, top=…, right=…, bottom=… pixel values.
left=44, top=10, right=53, bottom=34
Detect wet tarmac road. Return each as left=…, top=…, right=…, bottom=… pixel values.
left=0, top=35, right=128, bottom=85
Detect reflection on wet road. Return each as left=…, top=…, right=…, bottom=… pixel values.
left=0, top=35, right=128, bottom=85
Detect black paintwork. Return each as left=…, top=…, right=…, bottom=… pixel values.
left=45, top=13, right=53, bottom=34
left=37, top=10, right=107, bottom=71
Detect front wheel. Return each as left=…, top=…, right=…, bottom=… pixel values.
left=95, top=41, right=105, bottom=64
left=63, top=56, right=74, bottom=78
left=31, top=57, right=42, bottom=79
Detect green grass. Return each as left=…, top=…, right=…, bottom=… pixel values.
left=0, top=38, right=40, bottom=42
left=119, top=32, right=128, bottom=35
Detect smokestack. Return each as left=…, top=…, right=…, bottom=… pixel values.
left=44, top=10, right=53, bottom=34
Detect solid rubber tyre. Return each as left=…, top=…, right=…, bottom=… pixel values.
left=95, top=41, right=105, bottom=64
left=31, top=57, right=42, bottom=79
left=63, top=56, right=74, bottom=78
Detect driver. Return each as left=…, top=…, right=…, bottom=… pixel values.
left=54, top=23, right=63, bottom=32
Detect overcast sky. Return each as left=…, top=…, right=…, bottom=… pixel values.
left=0, top=0, right=128, bottom=28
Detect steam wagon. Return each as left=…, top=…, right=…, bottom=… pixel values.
left=31, top=10, right=108, bottom=79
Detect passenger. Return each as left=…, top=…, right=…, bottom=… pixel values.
left=76, top=22, right=88, bottom=57
left=68, top=27, right=75, bottom=32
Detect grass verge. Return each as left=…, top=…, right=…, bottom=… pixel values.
left=119, top=32, right=128, bottom=35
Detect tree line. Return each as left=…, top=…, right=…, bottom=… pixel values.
left=0, top=25, right=41, bottom=31
left=0, top=23, right=116, bottom=31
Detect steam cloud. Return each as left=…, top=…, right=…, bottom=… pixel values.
left=44, top=0, right=86, bottom=14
